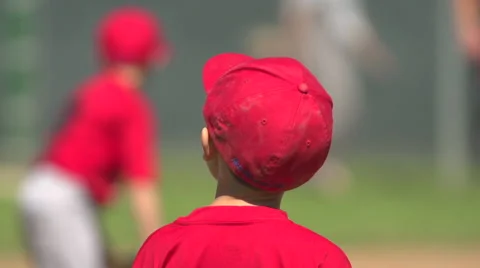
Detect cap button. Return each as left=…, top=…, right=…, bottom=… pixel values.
left=298, top=83, right=308, bottom=94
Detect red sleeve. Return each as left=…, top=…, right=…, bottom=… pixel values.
left=133, top=229, right=164, bottom=268
left=121, top=98, right=158, bottom=182
left=133, top=239, right=154, bottom=268
left=321, top=247, right=352, bottom=268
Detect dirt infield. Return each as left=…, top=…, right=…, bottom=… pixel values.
left=0, top=258, right=28, bottom=268
left=2, top=247, right=479, bottom=268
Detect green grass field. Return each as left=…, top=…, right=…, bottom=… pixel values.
left=1, top=153, right=480, bottom=257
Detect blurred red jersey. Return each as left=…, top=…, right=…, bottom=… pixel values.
left=133, top=206, right=351, bottom=268
left=42, top=71, right=157, bottom=204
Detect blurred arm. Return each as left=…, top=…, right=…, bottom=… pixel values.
left=452, top=0, right=480, bottom=60
left=128, top=180, right=162, bottom=241
left=122, top=105, right=163, bottom=241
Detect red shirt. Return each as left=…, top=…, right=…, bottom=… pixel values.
left=133, top=206, right=351, bottom=268
left=42, top=71, right=157, bottom=204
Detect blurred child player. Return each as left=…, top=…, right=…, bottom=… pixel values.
left=133, top=53, right=351, bottom=268
left=18, top=6, right=170, bottom=268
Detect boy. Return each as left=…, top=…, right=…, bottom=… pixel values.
left=18, top=6, right=170, bottom=268
left=133, top=53, right=351, bottom=268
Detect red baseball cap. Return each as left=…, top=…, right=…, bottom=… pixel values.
left=202, top=53, right=333, bottom=192
left=97, top=6, right=171, bottom=67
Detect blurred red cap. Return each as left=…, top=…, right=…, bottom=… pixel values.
left=97, top=6, right=171, bottom=67
left=202, top=53, right=333, bottom=192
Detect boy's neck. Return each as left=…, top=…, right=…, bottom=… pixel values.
left=211, top=187, right=283, bottom=209
left=108, top=64, right=144, bottom=89
left=209, top=164, right=284, bottom=209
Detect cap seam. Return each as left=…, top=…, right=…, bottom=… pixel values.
left=207, top=86, right=291, bottom=126
left=230, top=66, right=297, bottom=86
left=209, top=60, right=254, bottom=91
left=277, top=91, right=305, bottom=161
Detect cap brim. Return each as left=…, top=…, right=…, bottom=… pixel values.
left=202, top=53, right=253, bottom=93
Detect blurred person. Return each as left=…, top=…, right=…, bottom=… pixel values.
left=278, top=0, right=395, bottom=194
left=453, top=0, right=480, bottom=61
left=452, top=0, right=480, bottom=159
left=17, top=6, right=171, bottom=268
left=133, top=53, right=351, bottom=268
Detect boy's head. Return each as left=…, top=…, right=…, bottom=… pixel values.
left=201, top=53, right=333, bottom=194
left=96, top=6, right=171, bottom=74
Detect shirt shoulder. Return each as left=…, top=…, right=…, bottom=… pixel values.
left=77, top=76, right=123, bottom=116
left=133, top=223, right=184, bottom=267
left=142, top=222, right=186, bottom=247
left=284, top=223, right=351, bottom=267
left=78, top=74, right=152, bottom=121
left=135, top=218, right=351, bottom=268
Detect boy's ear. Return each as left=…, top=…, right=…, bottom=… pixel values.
left=201, top=127, right=216, bottom=161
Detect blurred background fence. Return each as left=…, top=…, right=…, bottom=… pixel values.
left=1, top=0, right=449, bottom=161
